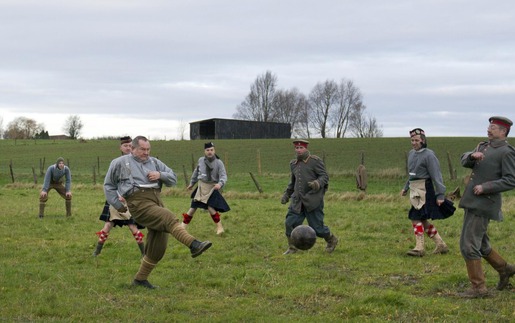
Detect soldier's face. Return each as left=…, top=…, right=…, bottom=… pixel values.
left=120, top=142, right=132, bottom=155
left=57, top=161, right=65, bottom=170
left=295, top=145, right=307, bottom=156
left=204, top=147, right=215, bottom=158
left=132, top=140, right=151, bottom=161
left=487, top=124, right=506, bottom=140
left=411, top=135, right=423, bottom=151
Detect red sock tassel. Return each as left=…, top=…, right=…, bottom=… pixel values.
left=211, top=212, right=221, bottom=223
left=133, top=230, right=144, bottom=244
left=182, top=213, right=193, bottom=224
left=96, top=230, right=109, bottom=243
left=425, top=224, right=437, bottom=238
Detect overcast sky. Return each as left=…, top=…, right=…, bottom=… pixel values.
left=1, top=0, right=514, bottom=139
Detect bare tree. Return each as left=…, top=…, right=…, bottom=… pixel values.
left=273, top=87, right=309, bottom=138
left=332, top=79, right=362, bottom=138
left=0, top=116, right=3, bottom=139
left=233, top=71, right=278, bottom=122
left=308, top=80, right=338, bottom=138
left=63, top=115, right=83, bottom=139
left=178, top=119, right=188, bottom=140
left=349, top=103, right=383, bottom=138
left=4, top=116, right=44, bottom=139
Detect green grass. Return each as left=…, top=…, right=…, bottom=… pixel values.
left=0, top=138, right=514, bottom=321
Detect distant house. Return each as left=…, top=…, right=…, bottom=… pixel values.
left=49, top=134, right=70, bottom=140
left=189, top=118, right=291, bottom=140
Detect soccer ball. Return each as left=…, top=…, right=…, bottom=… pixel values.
left=290, top=225, right=317, bottom=250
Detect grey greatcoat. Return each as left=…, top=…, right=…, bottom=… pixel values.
left=459, top=139, right=515, bottom=221
left=284, top=154, right=329, bottom=213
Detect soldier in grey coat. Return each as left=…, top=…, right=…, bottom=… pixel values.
left=458, top=116, right=515, bottom=298
left=281, top=139, right=338, bottom=255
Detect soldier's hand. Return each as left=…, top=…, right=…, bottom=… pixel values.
left=308, top=180, right=320, bottom=191
left=117, top=205, right=128, bottom=213
left=281, top=193, right=289, bottom=204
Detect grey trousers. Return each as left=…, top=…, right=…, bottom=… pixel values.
left=460, top=209, right=492, bottom=260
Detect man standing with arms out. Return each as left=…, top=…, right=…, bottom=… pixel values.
left=181, top=142, right=230, bottom=235
left=39, top=157, right=72, bottom=218
left=458, top=116, right=515, bottom=298
left=93, top=136, right=145, bottom=257
left=281, top=139, right=338, bottom=255
left=104, top=136, right=212, bottom=289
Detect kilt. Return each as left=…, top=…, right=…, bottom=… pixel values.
left=190, top=188, right=230, bottom=212
left=408, top=179, right=455, bottom=220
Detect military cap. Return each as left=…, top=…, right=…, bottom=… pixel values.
left=292, top=139, right=309, bottom=147
left=409, top=128, right=425, bottom=137
left=489, top=116, right=512, bottom=129
left=204, top=142, right=215, bottom=149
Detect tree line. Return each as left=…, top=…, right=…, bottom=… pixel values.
left=0, top=115, right=83, bottom=140
left=233, top=71, right=383, bottom=138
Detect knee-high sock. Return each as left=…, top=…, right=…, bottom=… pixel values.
left=135, top=256, right=157, bottom=281
left=170, top=224, right=195, bottom=246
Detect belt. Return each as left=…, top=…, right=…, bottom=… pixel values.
left=131, top=187, right=160, bottom=195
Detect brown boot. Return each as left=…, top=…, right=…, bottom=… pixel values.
left=431, top=233, right=449, bottom=255
left=458, top=259, right=490, bottom=298
left=407, top=235, right=425, bottom=257
left=283, top=237, right=298, bottom=255
left=484, top=249, right=515, bottom=290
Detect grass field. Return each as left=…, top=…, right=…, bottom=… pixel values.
left=0, top=138, right=514, bottom=322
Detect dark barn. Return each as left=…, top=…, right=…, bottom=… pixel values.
left=190, top=118, right=291, bottom=140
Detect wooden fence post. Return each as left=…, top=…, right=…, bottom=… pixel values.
left=32, top=167, right=37, bottom=184
left=257, top=149, right=261, bottom=176
left=249, top=172, right=263, bottom=193
left=446, top=151, right=456, bottom=180
left=182, top=165, right=189, bottom=187
left=191, top=154, right=195, bottom=172
left=9, top=160, right=15, bottom=183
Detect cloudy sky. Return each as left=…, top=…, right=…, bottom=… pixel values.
left=1, top=0, right=514, bottom=139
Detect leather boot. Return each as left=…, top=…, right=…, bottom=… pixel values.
left=283, top=237, right=298, bottom=255
left=190, top=240, right=212, bottom=258
left=407, top=235, right=425, bottom=257
left=431, top=233, right=449, bottom=254
left=459, top=259, right=490, bottom=298
left=93, top=243, right=104, bottom=256
left=324, top=234, right=338, bottom=253
left=484, top=249, right=515, bottom=290
left=65, top=200, right=72, bottom=217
